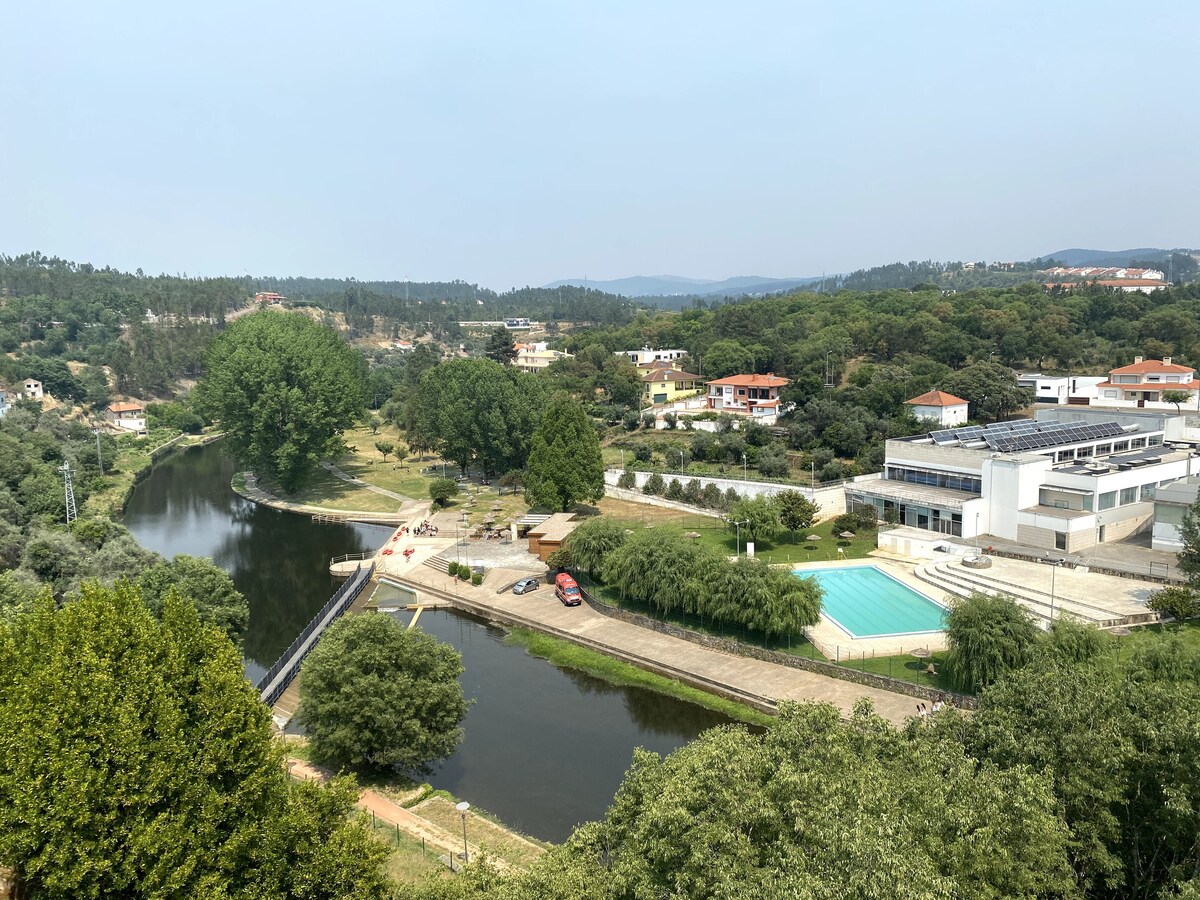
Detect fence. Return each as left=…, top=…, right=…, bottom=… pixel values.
left=257, top=562, right=376, bottom=707
left=575, top=572, right=977, bottom=709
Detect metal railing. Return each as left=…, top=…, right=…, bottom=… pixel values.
left=257, top=562, right=376, bottom=707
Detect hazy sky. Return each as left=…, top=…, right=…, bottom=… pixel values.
left=2, top=1, right=1196, bottom=289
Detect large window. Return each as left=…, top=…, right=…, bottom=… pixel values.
left=1099, top=491, right=1117, bottom=510
left=1141, top=483, right=1157, bottom=501
left=1120, top=486, right=1138, bottom=505
left=1055, top=532, right=1067, bottom=550
left=886, top=466, right=981, bottom=494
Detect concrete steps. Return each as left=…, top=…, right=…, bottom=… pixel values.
left=915, top=561, right=1157, bottom=628
left=423, top=555, right=451, bottom=575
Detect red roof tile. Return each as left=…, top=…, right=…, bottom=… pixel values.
left=1109, top=359, right=1195, bottom=375
left=905, top=390, right=968, bottom=407
left=705, top=373, right=789, bottom=388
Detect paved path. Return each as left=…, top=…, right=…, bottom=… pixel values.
left=288, top=759, right=519, bottom=869
left=235, top=472, right=423, bottom=525
left=378, top=535, right=917, bottom=726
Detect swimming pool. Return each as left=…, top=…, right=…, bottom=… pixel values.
left=798, top=566, right=946, bottom=639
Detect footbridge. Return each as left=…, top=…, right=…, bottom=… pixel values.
left=257, top=561, right=376, bottom=707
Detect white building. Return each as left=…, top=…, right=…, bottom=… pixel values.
left=617, top=347, right=688, bottom=367
left=22, top=379, right=43, bottom=400
left=1095, top=357, right=1200, bottom=410
left=1152, top=477, right=1199, bottom=552
left=514, top=343, right=573, bottom=373
left=847, top=409, right=1200, bottom=553
left=1017, top=374, right=1105, bottom=404
left=904, top=390, right=969, bottom=427
left=0, top=388, right=9, bottom=418
left=105, top=401, right=147, bottom=434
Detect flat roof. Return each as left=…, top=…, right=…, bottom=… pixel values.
left=850, top=479, right=977, bottom=511
left=526, top=512, right=579, bottom=542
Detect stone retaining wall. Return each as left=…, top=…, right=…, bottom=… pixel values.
left=582, top=590, right=978, bottom=710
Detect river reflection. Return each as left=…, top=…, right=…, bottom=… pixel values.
left=122, top=442, right=382, bottom=679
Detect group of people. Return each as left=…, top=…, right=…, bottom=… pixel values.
left=481, top=528, right=507, bottom=541
left=403, top=521, right=439, bottom=537
left=915, top=697, right=947, bottom=720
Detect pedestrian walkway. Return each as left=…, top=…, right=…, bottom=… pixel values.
left=379, top=532, right=917, bottom=725
left=235, top=471, right=422, bottom=524
left=320, top=460, right=413, bottom=503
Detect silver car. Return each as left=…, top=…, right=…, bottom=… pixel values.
left=512, top=578, right=540, bottom=595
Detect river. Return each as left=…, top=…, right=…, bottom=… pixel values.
left=124, top=442, right=740, bottom=842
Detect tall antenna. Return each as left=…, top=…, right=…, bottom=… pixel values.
left=60, top=462, right=77, bottom=525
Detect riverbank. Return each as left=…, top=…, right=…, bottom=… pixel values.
left=90, top=430, right=224, bottom=518
left=231, top=470, right=421, bottom=524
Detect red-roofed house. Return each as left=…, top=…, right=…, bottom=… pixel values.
left=905, top=390, right=970, bottom=427
left=1095, top=357, right=1199, bottom=409
left=105, top=400, right=147, bottom=433
left=705, top=373, right=789, bottom=422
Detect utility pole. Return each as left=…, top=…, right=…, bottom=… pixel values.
left=60, top=463, right=77, bottom=525
left=732, top=519, right=748, bottom=557
left=92, top=427, right=104, bottom=477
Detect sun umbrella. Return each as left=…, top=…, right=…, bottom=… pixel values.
left=1110, top=626, right=1131, bottom=637
left=839, top=531, right=856, bottom=539
left=683, top=531, right=701, bottom=539
left=806, top=534, right=822, bottom=542
left=910, top=647, right=932, bottom=660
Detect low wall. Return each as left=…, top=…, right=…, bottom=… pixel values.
left=602, top=485, right=723, bottom=518
left=581, top=589, right=977, bottom=709
left=605, top=468, right=847, bottom=518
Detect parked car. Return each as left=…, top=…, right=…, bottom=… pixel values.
left=512, top=578, right=540, bottom=595
left=554, top=573, right=582, bottom=607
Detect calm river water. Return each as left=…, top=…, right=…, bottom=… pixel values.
left=124, top=442, right=738, bottom=842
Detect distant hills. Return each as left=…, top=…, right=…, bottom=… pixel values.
left=543, top=274, right=823, bottom=298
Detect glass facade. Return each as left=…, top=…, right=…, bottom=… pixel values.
left=884, top=466, right=981, bottom=494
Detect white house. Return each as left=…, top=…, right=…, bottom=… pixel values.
left=1152, top=477, right=1199, bottom=552
left=22, top=379, right=43, bottom=400
left=617, top=347, right=687, bottom=368
left=705, top=373, right=790, bottom=424
left=105, top=401, right=147, bottom=434
left=0, top=388, right=9, bottom=419
left=1095, top=357, right=1200, bottom=410
left=1017, top=374, right=1105, bottom=405
left=904, top=390, right=969, bottom=427
left=846, top=408, right=1200, bottom=553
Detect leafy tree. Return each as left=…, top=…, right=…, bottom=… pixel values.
left=374, top=439, right=395, bottom=462
left=1177, top=495, right=1200, bottom=583
left=0, top=583, right=389, bottom=898
left=700, top=339, right=755, bottom=379
left=429, top=477, right=459, bottom=507
left=524, top=392, right=604, bottom=512
left=941, top=361, right=1033, bottom=422
left=195, top=312, right=368, bottom=491
left=776, top=490, right=819, bottom=542
left=728, top=495, right=780, bottom=545
left=642, top=473, right=665, bottom=495
left=1162, top=389, right=1192, bottom=414
left=1148, top=584, right=1199, bottom=622
left=298, top=614, right=468, bottom=773
left=484, top=325, right=517, bottom=363
left=368, top=415, right=381, bottom=434
left=565, top=516, right=627, bottom=577
left=137, top=554, right=250, bottom=643
left=1041, top=615, right=1110, bottom=665
left=944, top=592, right=1039, bottom=693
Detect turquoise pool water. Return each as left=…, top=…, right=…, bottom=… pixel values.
left=798, top=566, right=946, bottom=638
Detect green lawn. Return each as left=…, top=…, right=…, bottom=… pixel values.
left=371, top=821, right=452, bottom=884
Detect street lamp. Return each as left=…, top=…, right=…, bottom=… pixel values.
left=676, top=450, right=685, bottom=474
left=455, top=801, right=471, bottom=864
left=92, top=427, right=104, bottom=477
left=731, top=519, right=748, bottom=557
left=742, top=453, right=748, bottom=483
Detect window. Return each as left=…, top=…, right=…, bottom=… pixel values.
left=1104, top=390, right=1118, bottom=398
left=1113, top=441, right=1130, bottom=452
left=1149, top=435, right=1163, bottom=446
left=1120, top=486, right=1138, bottom=505
left=1055, top=532, right=1067, bottom=551
left=1099, top=491, right=1117, bottom=510
left=1141, top=484, right=1157, bottom=501
left=1131, top=438, right=1147, bottom=449
left=1095, top=444, right=1112, bottom=456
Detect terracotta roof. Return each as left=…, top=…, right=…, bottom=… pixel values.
left=1109, top=359, right=1195, bottom=375
left=107, top=401, right=144, bottom=413
left=705, top=373, right=788, bottom=388
left=641, top=368, right=700, bottom=383
left=1095, top=379, right=1200, bottom=391
left=905, top=389, right=968, bottom=407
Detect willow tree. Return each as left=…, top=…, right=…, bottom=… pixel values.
left=196, top=312, right=367, bottom=491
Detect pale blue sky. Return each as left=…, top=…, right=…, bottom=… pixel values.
left=1, top=1, right=1196, bottom=288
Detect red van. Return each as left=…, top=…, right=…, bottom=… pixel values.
left=554, top=573, right=582, bottom=607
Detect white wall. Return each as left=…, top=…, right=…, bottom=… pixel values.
left=981, top=455, right=1051, bottom=540
left=604, top=469, right=847, bottom=518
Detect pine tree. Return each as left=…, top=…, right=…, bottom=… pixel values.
left=524, top=392, right=604, bottom=512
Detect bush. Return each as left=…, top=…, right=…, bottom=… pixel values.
left=641, top=414, right=655, bottom=430
left=830, top=508, right=878, bottom=534
left=643, top=473, right=666, bottom=496
left=633, top=443, right=653, bottom=463
left=622, top=411, right=640, bottom=431
left=446, top=561, right=460, bottom=577
left=701, top=483, right=723, bottom=508
left=617, top=470, right=637, bottom=490
left=470, top=572, right=482, bottom=586
left=665, top=479, right=684, bottom=501
left=429, top=477, right=459, bottom=507
left=545, top=547, right=573, bottom=570
left=662, top=412, right=677, bottom=430
left=457, top=568, right=470, bottom=581
left=682, top=479, right=703, bottom=505
left=721, top=487, right=741, bottom=511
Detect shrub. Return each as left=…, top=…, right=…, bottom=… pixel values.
left=457, top=568, right=470, bottom=581
left=643, top=473, right=666, bottom=496
left=662, top=412, right=677, bottom=429
left=700, top=483, right=723, bottom=508
left=446, top=561, right=460, bottom=577
left=429, top=477, right=459, bottom=507
left=665, top=479, right=684, bottom=501
left=633, top=443, right=653, bottom=463
left=617, top=470, right=637, bottom=490
left=721, top=487, right=741, bottom=511
left=470, top=572, right=482, bottom=586
left=545, top=547, right=573, bottom=570
left=682, top=479, right=703, bottom=505
left=622, top=411, right=640, bottom=431
left=641, top=414, right=655, bottom=430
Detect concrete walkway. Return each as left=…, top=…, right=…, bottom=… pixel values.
left=376, top=532, right=918, bottom=726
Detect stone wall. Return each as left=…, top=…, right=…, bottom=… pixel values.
left=581, top=590, right=977, bottom=709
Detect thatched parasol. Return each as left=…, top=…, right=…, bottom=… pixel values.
left=910, top=647, right=932, bottom=660
left=683, top=531, right=701, bottom=539
left=805, top=534, right=822, bottom=542
left=839, top=531, right=856, bottom=539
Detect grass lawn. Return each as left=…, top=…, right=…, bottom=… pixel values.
left=371, top=821, right=451, bottom=884
left=504, top=627, right=775, bottom=727
left=409, top=795, right=548, bottom=869
left=827, top=649, right=957, bottom=693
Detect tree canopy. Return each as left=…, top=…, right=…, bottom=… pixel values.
left=944, top=591, right=1040, bottom=693
left=196, top=312, right=368, bottom=491
left=0, top=582, right=389, bottom=898
left=136, top=553, right=249, bottom=643
left=523, top=392, right=604, bottom=512
left=298, top=613, right=469, bottom=773
left=484, top=326, right=517, bottom=363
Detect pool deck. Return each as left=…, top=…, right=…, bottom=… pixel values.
left=794, top=559, right=949, bottom=659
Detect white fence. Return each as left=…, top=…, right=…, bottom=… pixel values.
left=604, top=468, right=848, bottom=518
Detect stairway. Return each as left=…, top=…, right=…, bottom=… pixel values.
left=423, top=555, right=451, bottom=575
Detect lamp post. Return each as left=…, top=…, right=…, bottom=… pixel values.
left=732, top=519, right=747, bottom=557
left=1050, top=558, right=1059, bottom=622
left=676, top=450, right=685, bottom=474
left=742, top=453, right=748, bottom=483
left=455, top=801, right=471, bottom=864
